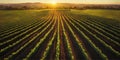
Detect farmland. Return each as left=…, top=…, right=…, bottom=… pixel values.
left=0, top=9, right=120, bottom=60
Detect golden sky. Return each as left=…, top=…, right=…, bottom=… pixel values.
left=0, top=0, right=120, bottom=4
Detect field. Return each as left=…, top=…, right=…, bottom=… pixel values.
left=71, top=9, right=120, bottom=21
left=0, top=9, right=120, bottom=60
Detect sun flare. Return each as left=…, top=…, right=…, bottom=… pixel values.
left=51, top=0, right=57, bottom=5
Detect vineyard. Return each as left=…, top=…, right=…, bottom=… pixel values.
left=0, top=9, right=120, bottom=60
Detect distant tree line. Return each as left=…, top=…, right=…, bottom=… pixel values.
left=0, top=3, right=120, bottom=10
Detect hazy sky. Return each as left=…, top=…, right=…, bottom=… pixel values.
left=0, top=0, right=120, bottom=4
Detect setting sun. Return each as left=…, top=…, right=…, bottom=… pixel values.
left=50, top=0, right=57, bottom=8
left=51, top=0, right=57, bottom=5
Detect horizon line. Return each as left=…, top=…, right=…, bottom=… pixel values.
left=0, top=2, right=120, bottom=5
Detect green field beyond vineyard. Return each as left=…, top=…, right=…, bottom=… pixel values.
left=0, top=9, right=120, bottom=60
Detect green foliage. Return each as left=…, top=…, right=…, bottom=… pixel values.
left=0, top=9, right=119, bottom=60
